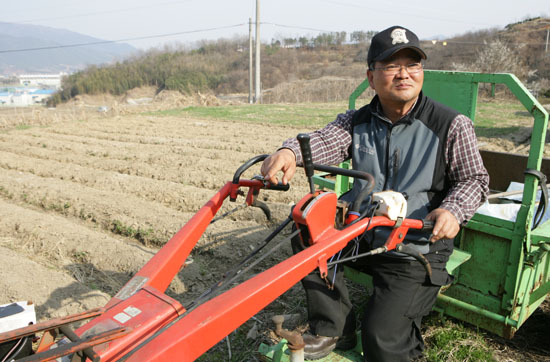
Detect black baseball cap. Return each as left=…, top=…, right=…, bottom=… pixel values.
left=367, top=26, right=427, bottom=68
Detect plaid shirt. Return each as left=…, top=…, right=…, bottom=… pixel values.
left=282, top=109, right=489, bottom=225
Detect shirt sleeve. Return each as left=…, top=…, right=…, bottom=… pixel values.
left=281, top=109, right=355, bottom=166
left=439, top=114, right=490, bottom=225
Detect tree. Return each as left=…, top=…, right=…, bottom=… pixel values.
left=451, top=40, right=530, bottom=80
left=335, top=31, right=347, bottom=45
left=350, top=31, right=366, bottom=43
left=350, top=30, right=377, bottom=44
left=283, top=38, right=297, bottom=47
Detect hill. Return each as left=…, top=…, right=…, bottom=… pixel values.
left=47, top=17, right=550, bottom=106
left=426, top=17, right=550, bottom=80
left=0, top=22, right=137, bottom=74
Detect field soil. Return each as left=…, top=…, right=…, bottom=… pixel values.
left=0, top=96, right=548, bottom=361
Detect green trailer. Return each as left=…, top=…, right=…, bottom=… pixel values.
left=318, top=70, right=550, bottom=339
left=261, top=70, right=549, bottom=362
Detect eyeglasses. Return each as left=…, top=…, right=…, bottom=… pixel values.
left=372, top=63, right=423, bottom=75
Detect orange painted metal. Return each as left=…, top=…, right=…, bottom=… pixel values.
left=16, top=327, right=130, bottom=362
left=36, top=329, right=57, bottom=353
left=105, top=179, right=265, bottom=311
left=383, top=225, right=410, bottom=251
left=14, top=179, right=426, bottom=361
left=292, top=191, right=338, bottom=243
left=118, top=202, right=424, bottom=361
left=0, top=307, right=104, bottom=344
left=75, top=286, right=184, bottom=361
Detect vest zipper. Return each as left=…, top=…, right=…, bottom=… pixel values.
left=392, top=148, right=400, bottom=190
left=382, top=125, right=393, bottom=191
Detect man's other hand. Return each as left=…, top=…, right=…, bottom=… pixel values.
left=425, top=208, right=460, bottom=242
left=260, top=148, right=297, bottom=185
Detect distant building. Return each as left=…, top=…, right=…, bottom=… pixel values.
left=10, top=91, right=32, bottom=106
left=0, top=88, right=56, bottom=107
left=0, top=92, right=10, bottom=105
left=0, top=73, right=62, bottom=106
left=18, top=73, right=65, bottom=89
left=30, top=89, right=56, bottom=104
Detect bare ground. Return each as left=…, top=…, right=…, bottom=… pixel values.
left=0, top=97, right=548, bottom=361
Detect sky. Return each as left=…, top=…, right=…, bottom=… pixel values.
left=1, top=0, right=549, bottom=51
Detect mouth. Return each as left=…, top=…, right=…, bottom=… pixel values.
left=395, top=83, right=412, bottom=90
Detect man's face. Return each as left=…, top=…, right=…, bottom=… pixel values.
left=367, top=49, right=424, bottom=107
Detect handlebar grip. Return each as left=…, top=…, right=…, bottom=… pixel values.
left=232, top=154, right=269, bottom=184
left=297, top=134, right=314, bottom=179
left=421, top=219, right=434, bottom=231
left=267, top=182, right=290, bottom=191
left=297, top=133, right=316, bottom=194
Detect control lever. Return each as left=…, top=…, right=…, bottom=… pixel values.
left=421, top=219, right=435, bottom=232
left=327, top=218, right=435, bottom=278
left=297, top=133, right=316, bottom=194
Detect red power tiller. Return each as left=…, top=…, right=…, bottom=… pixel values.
left=0, top=135, right=433, bottom=361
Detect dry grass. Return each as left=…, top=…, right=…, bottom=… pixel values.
left=0, top=106, right=90, bottom=130
left=0, top=88, right=228, bottom=131
left=0, top=223, right=124, bottom=296
left=262, top=76, right=374, bottom=104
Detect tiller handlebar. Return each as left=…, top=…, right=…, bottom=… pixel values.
left=2, top=136, right=434, bottom=362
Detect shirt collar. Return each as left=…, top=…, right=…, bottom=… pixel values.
left=371, top=91, right=423, bottom=125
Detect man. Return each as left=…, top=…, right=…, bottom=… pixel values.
left=261, top=25, right=489, bottom=361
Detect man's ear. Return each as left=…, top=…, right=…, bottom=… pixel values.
left=367, top=69, right=375, bottom=90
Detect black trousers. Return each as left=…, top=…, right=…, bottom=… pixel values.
left=292, top=231, right=446, bottom=362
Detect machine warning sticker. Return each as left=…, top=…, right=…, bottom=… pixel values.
left=124, top=306, right=142, bottom=317
left=114, top=276, right=148, bottom=300
left=114, top=312, right=131, bottom=324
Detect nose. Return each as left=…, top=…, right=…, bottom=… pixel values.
left=396, top=65, right=409, bottom=77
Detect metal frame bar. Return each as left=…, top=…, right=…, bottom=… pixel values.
left=317, top=70, right=550, bottom=338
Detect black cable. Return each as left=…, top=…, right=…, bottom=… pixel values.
left=117, top=220, right=298, bottom=361
left=209, top=204, right=247, bottom=224
left=265, top=21, right=549, bottom=46
left=356, top=201, right=379, bottom=240
left=0, top=23, right=246, bottom=54
left=326, top=202, right=379, bottom=267
left=261, top=22, right=335, bottom=33
left=0, top=337, right=25, bottom=362
left=184, top=217, right=294, bottom=311
left=186, top=226, right=300, bottom=312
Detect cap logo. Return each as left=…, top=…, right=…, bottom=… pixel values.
left=390, top=28, right=409, bottom=45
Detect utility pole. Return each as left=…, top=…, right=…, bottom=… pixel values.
left=546, top=28, right=549, bottom=53
left=254, top=0, right=261, bottom=103
left=249, top=18, right=253, bottom=104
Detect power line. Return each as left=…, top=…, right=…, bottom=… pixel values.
left=261, top=22, right=335, bottom=34
left=1, top=20, right=547, bottom=55
left=0, top=23, right=246, bottom=54
left=423, top=39, right=549, bottom=46
left=265, top=23, right=550, bottom=46
left=0, top=21, right=341, bottom=55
